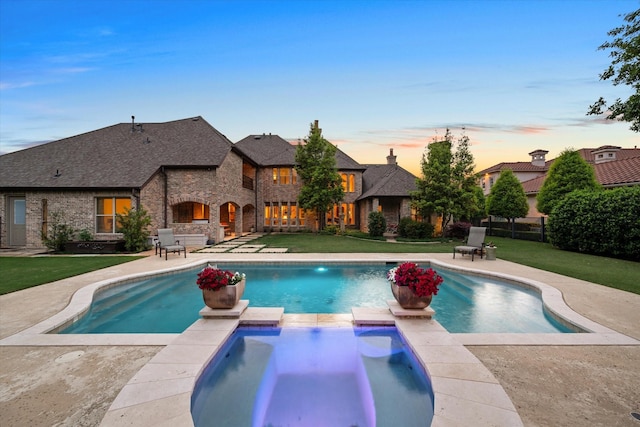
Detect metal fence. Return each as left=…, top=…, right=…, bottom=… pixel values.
left=481, top=216, right=547, bottom=243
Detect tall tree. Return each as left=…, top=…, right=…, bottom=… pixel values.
left=295, top=121, right=344, bottom=230
left=486, top=169, right=529, bottom=223
left=451, top=132, right=480, bottom=221
left=537, top=149, right=601, bottom=215
left=410, top=129, right=479, bottom=235
left=587, top=8, right=640, bottom=132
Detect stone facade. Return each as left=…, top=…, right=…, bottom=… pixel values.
left=1, top=121, right=417, bottom=248
left=3, top=190, right=133, bottom=249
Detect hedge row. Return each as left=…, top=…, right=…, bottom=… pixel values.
left=548, top=187, right=640, bottom=260
left=399, top=217, right=434, bottom=239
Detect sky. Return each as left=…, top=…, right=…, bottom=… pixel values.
left=1, top=0, right=638, bottom=175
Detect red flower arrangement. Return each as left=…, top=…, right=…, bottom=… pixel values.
left=387, top=262, right=443, bottom=298
left=197, top=266, right=245, bottom=291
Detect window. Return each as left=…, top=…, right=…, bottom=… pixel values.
left=411, top=207, right=423, bottom=222
left=280, top=168, right=290, bottom=185
left=13, top=199, right=25, bottom=225
left=264, top=204, right=272, bottom=226
left=172, top=202, right=210, bottom=223
left=265, top=202, right=303, bottom=227
left=272, top=168, right=297, bottom=185
left=341, top=173, right=355, bottom=192
left=343, top=203, right=355, bottom=225
left=326, top=203, right=355, bottom=225
left=299, top=208, right=305, bottom=226
left=96, top=197, right=131, bottom=233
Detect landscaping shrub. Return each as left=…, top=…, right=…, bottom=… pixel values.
left=548, top=187, right=640, bottom=260
left=320, top=224, right=340, bottom=235
left=445, top=221, right=472, bottom=239
left=41, top=211, right=75, bottom=252
left=116, top=206, right=152, bottom=252
left=398, top=217, right=434, bottom=239
left=368, top=211, right=386, bottom=237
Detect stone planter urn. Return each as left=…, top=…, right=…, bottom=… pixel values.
left=390, top=282, right=433, bottom=309
left=202, top=279, right=245, bottom=309
left=485, top=246, right=497, bottom=261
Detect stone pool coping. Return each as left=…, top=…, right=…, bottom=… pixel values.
left=1, top=256, right=635, bottom=347
left=99, top=312, right=527, bottom=427
left=1, top=253, right=638, bottom=426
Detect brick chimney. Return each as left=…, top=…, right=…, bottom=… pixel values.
left=387, top=148, right=397, bottom=165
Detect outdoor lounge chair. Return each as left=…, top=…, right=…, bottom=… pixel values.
left=157, top=228, right=186, bottom=260
left=453, top=226, right=486, bottom=261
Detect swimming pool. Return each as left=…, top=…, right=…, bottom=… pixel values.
left=58, top=262, right=574, bottom=334
left=191, top=326, right=434, bottom=427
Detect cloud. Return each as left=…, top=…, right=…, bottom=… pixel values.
left=0, top=138, right=52, bottom=155
left=0, top=81, right=37, bottom=90
left=54, top=67, right=94, bottom=74
left=567, top=114, right=622, bottom=127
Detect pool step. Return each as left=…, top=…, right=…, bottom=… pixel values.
left=199, top=302, right=284, bottom=326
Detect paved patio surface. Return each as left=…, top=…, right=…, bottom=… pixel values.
left=1, top=250, right=639, bottom=426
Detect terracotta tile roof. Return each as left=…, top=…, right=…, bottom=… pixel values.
left=482, top=147, right=640, bottom=194
left=594, top=155, right=640, bottom=186
left=359, top=164, right=417, bottom=199
left=477, top=161, right=549, bottom=175
left=577, top=146, right=640, bottom=163
left=521, top=155, right=640, bottom=193
left=521, top=175, right=547, bottom=194
left=0, top=117, right=233, bottom=189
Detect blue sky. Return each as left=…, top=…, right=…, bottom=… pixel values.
left=1, top=0, right=638, bottom=174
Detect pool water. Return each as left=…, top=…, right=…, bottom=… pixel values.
left=191, top=327, right=434, bottom=427
left=59, top=263, right=574, bottom=334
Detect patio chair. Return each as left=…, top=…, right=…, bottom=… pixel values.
left=157, top=228, right=186, bottom=260
left=453, top=226, right=486, bottom=261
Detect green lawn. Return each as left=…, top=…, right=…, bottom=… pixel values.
left=1, top=235, right=638, bottom=295
left=253, top=234, right=640, bottom=294
left=0, top=256, right=143, bottom=295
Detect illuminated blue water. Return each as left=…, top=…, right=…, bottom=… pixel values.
left=59, top=263, right=574, bottom=334
left=191, top=326, right=434, bottom=427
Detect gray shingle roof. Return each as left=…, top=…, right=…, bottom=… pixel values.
left=235, top=134, right=297, bottom=166
left=234, top=134, right=366, bottom=170
left=0, top=117, right=233, bottom=189
left=359, top=164, right=417, bottom=199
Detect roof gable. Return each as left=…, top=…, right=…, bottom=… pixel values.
left=235, top=134, right=297, bottom=166
left=0, top=117, right=233, bottom=189
left=235, top=134, right=366, bottom=170
left=359, top=164, right=417, bottom=199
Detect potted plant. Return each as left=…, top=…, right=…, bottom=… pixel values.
left=197, top=265, right=246, bottom=309
left=485, top=241, right=497, bottom=260
left=387, top=262, right=443, bottom=309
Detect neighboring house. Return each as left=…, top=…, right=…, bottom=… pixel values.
left=478, top=146, right=640, bottom=217
left=0, top=117, right=418, bottom=248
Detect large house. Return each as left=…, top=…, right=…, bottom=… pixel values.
left=0, top=117, right=418, bottom=248
left=478, top=146, right=640, bottom=217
